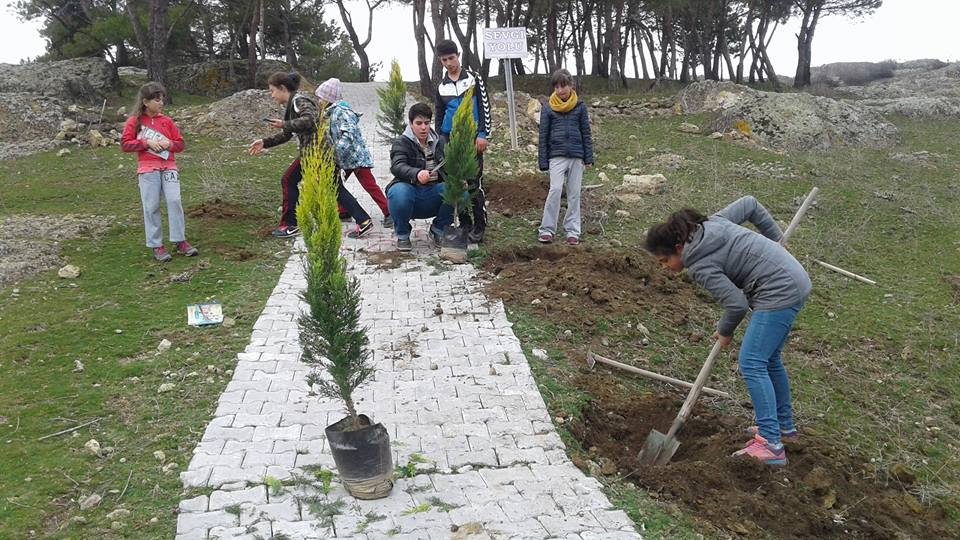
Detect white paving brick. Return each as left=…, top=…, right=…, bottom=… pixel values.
left=177, top=82, right=639, bottom=540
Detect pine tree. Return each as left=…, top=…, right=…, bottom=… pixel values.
left=376, top=59, right=407, bottom=142
left=440, top=87, right=479, bottom=223
left=297, top=125, right=373, bottom=430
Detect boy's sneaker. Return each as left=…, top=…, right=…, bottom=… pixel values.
left=732, top=434, right=787, bottom=466
left=176, top=241, right=199, bottom=257
left=271, top=225, right=299, bottom=238
left=383, top=215, right=393, bottom=229
left=397, top=238, right=413, bottom=252
left=538, top=233, right=554, bottom=244
left=566, top=236, right=580, bottom=246
left=429, top=227, right=443, bottom=247
left=347, top=219, right=373, bottom=239
left=153, top=246, right=172, bottom=262
left=468, top=226, right=485, bottom=243
left=745, top=425, right=799, bottom=443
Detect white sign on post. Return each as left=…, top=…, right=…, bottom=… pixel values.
left=482, top=27, right=528, bottom=150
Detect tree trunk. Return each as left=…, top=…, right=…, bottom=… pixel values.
left=280, top=0, right=297, bottom=67
left=429, top=0, right=446, bottom=86
left=794, top=2, right=821, bottom=88
left=247, top=2, right=259, bottom=89
left=412, top=0, right=434, bottom=100
left=258, top=0, right=266, bottom=61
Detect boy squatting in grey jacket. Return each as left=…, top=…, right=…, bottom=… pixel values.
left=645, top=196, right=811, bottom=467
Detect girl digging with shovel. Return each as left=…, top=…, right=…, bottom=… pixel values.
left=644, top=196, right=812, bottom=466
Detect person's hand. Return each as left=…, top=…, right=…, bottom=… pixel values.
left=712, top=332, right=732, bottom=348
left=475, top=137, right=488, bottom=154
left=146, top=139, right=164, bottom=152
left=268, top=119, right=284, bottom=129
left=585, top=162, right=593, bottom=168
left=158, top=137, right=172, bottom=150
left=416, top=170, right=431, bottom=184
left=248, top=139, right=265, bottom=156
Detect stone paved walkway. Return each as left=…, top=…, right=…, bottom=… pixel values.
left=176, top=83, right=641, bottom=540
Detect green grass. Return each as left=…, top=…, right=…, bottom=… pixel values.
left=0, top=135, right=300, bottom=537
left=482, top=110, right=960, bottom=533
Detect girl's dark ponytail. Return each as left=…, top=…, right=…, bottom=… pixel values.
left=267, top=71, right=301, bottom=92
left=644, top=208, right=707, bottom=256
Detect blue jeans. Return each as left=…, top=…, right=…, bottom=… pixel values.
left=387, top=182, right=454, bottom=240
left=738, top=301, right=804, bottom=446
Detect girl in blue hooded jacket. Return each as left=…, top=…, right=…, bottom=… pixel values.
left=645, top=196, right=812, bottom=466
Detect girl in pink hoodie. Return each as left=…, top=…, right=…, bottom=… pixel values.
left=121, top=82, right=198, bottom=262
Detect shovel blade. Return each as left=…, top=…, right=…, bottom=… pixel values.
left=638, top=429, right=681, bottom=466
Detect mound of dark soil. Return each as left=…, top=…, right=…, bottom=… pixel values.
left=483, top=245, right=713, bottom=330
left=568, top=390, right=953, bottom=539
left=485, top=174, right=549, bottom=216
left=186, top=199, right=265, bottom=220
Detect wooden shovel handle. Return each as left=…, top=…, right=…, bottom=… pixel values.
left=782, top=187, right=819, bottom=244
left=664, top=340, right=724, bottom=440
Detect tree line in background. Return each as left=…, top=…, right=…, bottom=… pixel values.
left=15, top=0, right=882, bottom=98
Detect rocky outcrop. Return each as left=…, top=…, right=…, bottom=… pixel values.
left=174, top=89, right=283, bottom=141
left=675, top=81, right=898, bottom=151
left=166, top=60, right=295, bottom=97
left=0, top=58, right=118, bottom=102
left=674, top=81, right=754, bottom=114
left=710, top=89, right=898, bottom=151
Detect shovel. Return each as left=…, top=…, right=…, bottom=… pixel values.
left=638, top=187, right=819, bottom=466
left=637, top=340, right=723, bottom=465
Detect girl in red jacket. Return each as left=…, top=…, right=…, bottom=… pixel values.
left=121, top=82, right=198, bottom=262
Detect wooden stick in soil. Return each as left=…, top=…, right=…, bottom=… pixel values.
left=37, top=418, right=102, bottom=441
left=813, top=259, right=877, bottom=286
left=587, top=352, right=730, bottom=398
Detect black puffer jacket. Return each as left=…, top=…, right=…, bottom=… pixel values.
left=385, top=125, right=446, bottom=194
left=538, top=100, right=594, bottom=171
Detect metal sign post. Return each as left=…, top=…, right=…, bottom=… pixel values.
left=483, top=27, right=528, bottom=151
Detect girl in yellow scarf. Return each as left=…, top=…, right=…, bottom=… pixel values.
left=538, top=69, right=594, bottom=245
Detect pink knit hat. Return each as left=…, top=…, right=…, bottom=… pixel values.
left=315, top=78, right=342, bottom=103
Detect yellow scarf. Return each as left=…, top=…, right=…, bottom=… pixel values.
left=549, top=90, right=578, bottom=113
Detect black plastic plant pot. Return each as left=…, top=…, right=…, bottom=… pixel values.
left=325, top=414, right=394, bottom=500
left=440, top=225, right=469, bottom=263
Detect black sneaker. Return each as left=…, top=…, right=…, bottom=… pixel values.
left=383, top=215, right=393, bottom=229
left=468, top=226, right=485, bottom=243
left=397, top=238, right=412, bottom=251
left=347, top=219, right=373, bottom=239
left=272, top=225, right=299, bottom=238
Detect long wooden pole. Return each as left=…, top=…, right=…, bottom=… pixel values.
left=813, top=259, right=877, bottom=286
left=587, top=352, right=730, bottom=398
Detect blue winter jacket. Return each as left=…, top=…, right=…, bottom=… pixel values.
left=538, top=100, right=594, bottom=171
left=325, top=100, right=373, bottom=170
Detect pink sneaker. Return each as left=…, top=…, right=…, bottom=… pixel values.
left=732, top=434, right=787, bottom=466
left=153, top=246, right=172, bottom=262
left=538, top=233, right=554, bottom=244
left=745, top=425, right=799, bottom=443
left=176, top=241, right=199, bottom=256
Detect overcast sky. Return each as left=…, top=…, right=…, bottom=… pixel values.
left=2, top=0, right=956, bottom=80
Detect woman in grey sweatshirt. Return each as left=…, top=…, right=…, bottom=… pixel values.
left=644, top=196, right=812, bottom=466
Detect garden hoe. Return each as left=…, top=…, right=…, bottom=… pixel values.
left=637, top=187, right=820, bottom=466
left=637, top=340, right=723, bottom=466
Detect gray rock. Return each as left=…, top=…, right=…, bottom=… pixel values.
left=166, top=60, right=291, bottom=97
left=678, top=122, right=700, bottom=134
left=0, top=58, right=118, bottom=102
left=709, top=89, right=898, bottom=151
left=79, top=493, right=102, bottom=510
left=674, top=81, right=754, bottom=114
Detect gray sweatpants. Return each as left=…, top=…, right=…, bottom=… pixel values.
left=539, top=157, right=583, bottom=238
left=138, top=170, right=186, bottom=248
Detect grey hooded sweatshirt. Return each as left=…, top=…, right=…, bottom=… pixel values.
left=682, top=196, right=812, bottom=337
